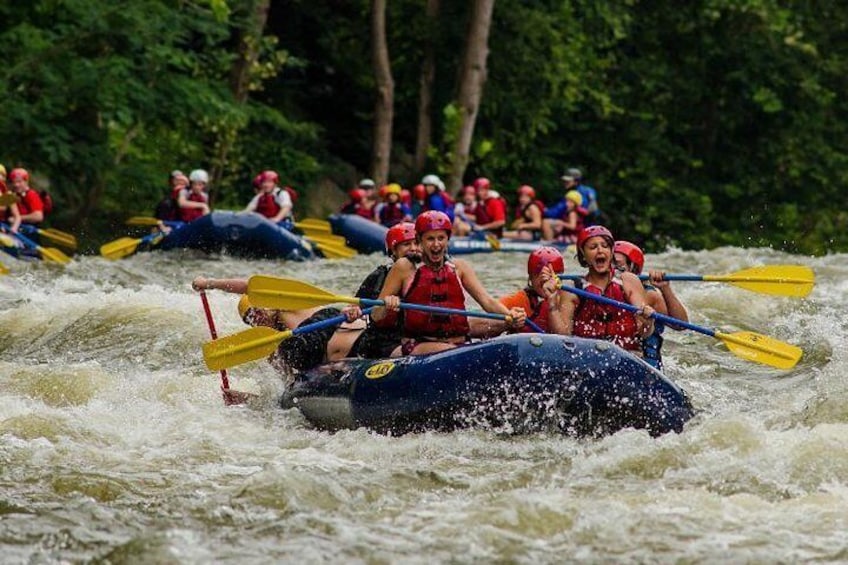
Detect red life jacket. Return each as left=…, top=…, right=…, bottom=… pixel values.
left=354, top=203, right=374, bottom=220
left=179, top=191, right=208, bottom=222
left=255, top=189, right=282, bottom=218
left=402, top=261, right=469, bottom=338
left=15, top=189, right=44, bottom=217
left=474, top=196, right=507, bottom=238
left=572, top=276, right=641, bottom=350
left=558, top=207, right=588, bottom=241
left=379, top=202, right=406, bottom=227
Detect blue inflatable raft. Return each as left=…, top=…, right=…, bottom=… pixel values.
left=156, top=212, right=315, bottom=260
left=281, top=334, right=694, bottom=437
left=329, top=214, right=574, bottom=256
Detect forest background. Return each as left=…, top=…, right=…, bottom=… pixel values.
left=1, top=0, right=845, bottom=254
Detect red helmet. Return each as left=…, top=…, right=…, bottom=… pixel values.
left=472, top=177, right=491, bottom=192
left=348, top=188, right=366, bottom=202
left=414, top=210, right=452, bottom=237
left=261, top=170, right=279, bottom=184
left=461, top=185, right=477, bottom=198
left=385, top=221, right=416, bottom=252
left=528, top=246, right=564, bottom=276
left=9, top=168, right=29, bottom=182
left=252, top=174, right=263, bottom=189
left=413, top=184, right=426, bottom=200
left=613, top=240, right=645, bottom=274
left=517, top=185, right=536, bottom=198
left=577, top=225, right=614, bottom=251
left=399, top=188, right=412, bottom=206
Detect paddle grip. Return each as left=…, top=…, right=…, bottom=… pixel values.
left=561, top=285, right=716, bottom=338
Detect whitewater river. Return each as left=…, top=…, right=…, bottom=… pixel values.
left=0, top=246, right=845, bottom=563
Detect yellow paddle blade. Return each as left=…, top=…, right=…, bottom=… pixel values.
left=296, top=218, right=332, bottom=232
left=297, top=225, right=333, bottom=237
left=484, top=233, right=501, bottom=250
left=248, top=275, right=358, bottom=310
left=312, top=241, right=357, bottom=259
left=38, top=246, right=72, bottom=264
left=100, top=237, right=142, bottom=260
left=203, top=326, right=292, bottom=371
left=305, top=232, right=349, bottom=247
left=0, top=260, right=9, bottom=275
left=38, top=228, right=77, bottom=251
left=716, top=330, right=803, bottom=370
left=0, top=193, right=19, bottom=206
left=125, top=216, right=162, bottom=227
left=705, top=265, right=814, bottom=298
left=304, top=234, right=357, bottom=259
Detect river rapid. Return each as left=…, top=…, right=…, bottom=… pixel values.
left=0, top=246, right=845, bottom=563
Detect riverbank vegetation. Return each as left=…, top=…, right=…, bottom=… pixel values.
left=1, top=0, right=845, bottom=253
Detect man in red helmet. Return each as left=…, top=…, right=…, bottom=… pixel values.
left=372, top=210, right=526, bottom=355
left=613, top=240, right=688, bottom=370
left=496, top=247, right=571, bottom=334
left=244, top=170, right=293, bottom=223
left=558, top=226, right=655, bottom=354
left=340, top=188, right=375, bottom=220
left=341, top=222, right=422, bottom=358
left=503, top=185, right=545, bottom=240
left=7, top=168, right=45, bottom=226
left=471, top=177, right=507, bottom=238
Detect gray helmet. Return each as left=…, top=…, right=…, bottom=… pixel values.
left=189, top=169, right=209, bottom=183
left=567, top=167, right=583, bottom=180
left=421, top=174, right=442, bottom=187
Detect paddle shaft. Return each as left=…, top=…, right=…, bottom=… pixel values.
left=200, top=290, right=232, bottom=392
left=561, top=285, right=715, bottom=337
left=358, top=298, right=545, bottom=333
left=559, top=271, right=812, bottom=285
left=6, top=229, right=46, bottom=254
left=294, top=306, right=374, bottom=337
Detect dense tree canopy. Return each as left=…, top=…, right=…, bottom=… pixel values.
left=1, top=0, right=845, bottom=253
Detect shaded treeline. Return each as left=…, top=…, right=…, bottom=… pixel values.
left=1, top=0, right=845, bottom=253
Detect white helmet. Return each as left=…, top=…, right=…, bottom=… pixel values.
left=358, top=178, right=376, bottom=189
left=189, top=169, right=209, bottom=183
left=421, top=174, right=442, bottom=187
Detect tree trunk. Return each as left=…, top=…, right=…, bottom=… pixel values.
left=413, top=0, right=440, bottom=175
left=370, top=0, right=394, bottom=186
left=211, top=0, right=270, bottom=202
left=446, top=0, right=495, bottom=195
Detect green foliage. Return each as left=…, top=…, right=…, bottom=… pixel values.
left=1, top=0, right=846, bottom=254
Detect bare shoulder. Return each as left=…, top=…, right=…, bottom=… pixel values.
left=452, top=257, right=471, bottom=270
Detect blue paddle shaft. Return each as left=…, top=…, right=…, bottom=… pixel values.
left=292, top=307, right=374, bottom=337
left=559, top=273, right=704, bottom=283
left=358, top=298, right=545, bottom=333
left=2, top=227, right=39, bottom=250
left=561, top=285, right=716, bottom=338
